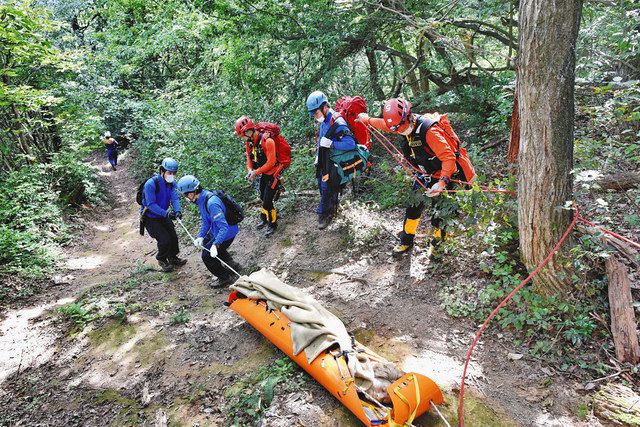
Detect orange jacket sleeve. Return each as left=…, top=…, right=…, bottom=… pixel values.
left=245, top=142, right=253, bottom=171
left=362, top=116, right=392, bottom=132
left=426, top=127, right=457, bottom=179
left=254, top=137, right=276, bottom=175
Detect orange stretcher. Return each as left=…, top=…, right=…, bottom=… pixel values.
left=228, top=291, right=444, bottom=426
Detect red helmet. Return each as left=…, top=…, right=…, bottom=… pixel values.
left=382, top=98, right=412, bottom=132
left=234, top=116, right=255, bottom=136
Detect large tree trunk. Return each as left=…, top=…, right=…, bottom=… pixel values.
left=516, top=0, right=583, bottom=294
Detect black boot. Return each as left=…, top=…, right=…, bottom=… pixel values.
left=158, top=259, right=174, bottom=273
left=168, top=256, right=187, bottom=267
left=256, top=220, right=268, bottom=230
left=318, top=213, right=333, bottom=230
left=265, top=224, right=277, bottom=237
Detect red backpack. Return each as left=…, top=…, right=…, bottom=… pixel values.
left=335, top=96, right=371, bottom=150
left=255, top=122, right=292, bottom=168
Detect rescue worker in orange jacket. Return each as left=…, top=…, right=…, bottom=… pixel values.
left=358, top=98, right=476, bottom=258
left=234, top=116, right=282, bottom=237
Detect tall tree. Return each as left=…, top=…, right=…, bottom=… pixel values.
left=516, top=0, right=583, bottom=294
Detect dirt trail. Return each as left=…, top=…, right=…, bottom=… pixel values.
left=0, top=152, right=596, bottom=426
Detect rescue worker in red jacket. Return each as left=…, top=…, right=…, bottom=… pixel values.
left=358, top=98, right=476, bottom=258
left=234, top=116, right=283, bottom=237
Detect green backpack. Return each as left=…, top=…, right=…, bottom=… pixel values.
left=327, top=144, right=371, bottom=190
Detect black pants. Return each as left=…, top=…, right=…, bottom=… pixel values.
left=399, top=178, right=457, bottom=246
left=145, top=217, right=179, bottom=261
left=259, top=174, right=280, bottom=226
left=202, top=236, right=236, bottom=279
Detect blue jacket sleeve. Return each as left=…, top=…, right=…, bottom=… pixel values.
left=144, top=179, right=167, bottom=217
left=209, top=201, right=230, bottom=245
left=170, top=185, right=181, bottom=213
left=198, top=203, right=211, bottom=239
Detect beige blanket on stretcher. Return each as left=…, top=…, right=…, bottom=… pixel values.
left=231, top=269, right=402, bottom=401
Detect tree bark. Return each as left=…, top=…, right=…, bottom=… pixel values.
left=365, top=45, right=385, bottom=101
left=605, top=256, right=640, bottom=364
left=596, top=172, right=640, bottom=191
left=516, top=0, right=583, bottom=294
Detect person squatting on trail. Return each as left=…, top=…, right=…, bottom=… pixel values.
left=140, top=158, right=187, bottom=272
left=357, top=98, right=476, bottom=259
left=234, top=116, right=291, bottom=237
left=177, top=175, right=242, bottom=288
left=103, top=131, right=118, bottom=171
left=306, top=90, right=358, bottom=230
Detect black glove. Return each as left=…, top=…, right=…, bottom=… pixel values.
left=168, top=211, right=179, bottom=220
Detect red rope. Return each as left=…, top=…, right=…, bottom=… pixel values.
left=368, top=125, right=516, bottom=196
left=577, top=216, right=640, bottom=250
left=458, top=207, right=579, bottom=426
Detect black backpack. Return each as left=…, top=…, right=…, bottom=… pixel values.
left=205, top=190, right=244, bottom=225
left=136, top=176, right=164, bottom=206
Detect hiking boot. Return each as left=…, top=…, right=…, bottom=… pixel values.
left=265, top=225, right=276, bottom=237
left=212, top=275, right=235, bottom=288
left=318, top=214, right=333, bottom=230
left=256, top=220, right=268, bottom=230
left=168, top=256, right=187, bottom=267
left=391, top=244, right=413, bottom=257
left=427, top=243, right=442, bottom=261
left=158, top=259, right=174, bottom=272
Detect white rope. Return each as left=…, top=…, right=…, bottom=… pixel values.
left=430, top=400, right=452, bottom=427
left=175, top=217, right=241, bottom=277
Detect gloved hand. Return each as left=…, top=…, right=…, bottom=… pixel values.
left=356, top=112, right=370, bottom=123
left=168, top=211, right=178, bottom=220
left=208, top=244, right=218, bottom=258
left=175, top=211, right=182, bottom=220
left=194, top=237, right=204, bottom=250
left=246, top=170, right=257, bottom=181
left=426, top=181, right=445, bottom=198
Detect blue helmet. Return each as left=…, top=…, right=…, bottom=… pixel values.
left=306, top=91, right=328, bottom=116
left=161, top=158, right=178, bottom=172
left=177, top=175, right=200, bottom=194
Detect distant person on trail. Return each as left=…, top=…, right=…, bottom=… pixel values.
left=306, top=90, right=358, bottom=230
left=357, top=98, right=476, bottom=259
left=140, top=158, right=187, bottom=272
left=176, top=175, right=242, bottom=288
left=103, top=131, right=118, bottom=171
left=234, top=116, right=291, bottom=237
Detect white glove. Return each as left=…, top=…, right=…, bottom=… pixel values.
left=208, top=244, right=218, bottom=258
left=427, top=181, right=445, bottom=198
left=319, top=136, right=333, bottom=148
left=246, top=170, right=257, bottom=181
left=193, top=237, right=204, bottom=250
left=356, top=112, right=370, bottom=123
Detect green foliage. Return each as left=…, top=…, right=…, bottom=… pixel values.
left=223, top=357, right=302, bottom=425
left=170, top=308, right=191, bottom=325
left=58, top=302, right=96, bottom=330
left=440, top=177, right=611, bottom=374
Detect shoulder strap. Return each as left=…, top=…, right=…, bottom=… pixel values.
left=153, top=175, right=160, bottom=193
left=204, top=192, right=214, bottom=215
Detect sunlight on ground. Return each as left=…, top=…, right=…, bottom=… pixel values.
left=66, top=254, right=107, bottom=270
left=92, top=224, right=111, bottom=232
left=0, top=297, right=74, bottom=384
left=401, top=346, right=482, bottom=391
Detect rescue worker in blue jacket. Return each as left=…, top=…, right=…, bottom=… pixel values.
left=176, top=175, right=242, bottom=288
left=103, top=131, right=118, bottom=171
left=306, top=90, right=357, bottom=230
left=140, top=158, right=187, bottom=272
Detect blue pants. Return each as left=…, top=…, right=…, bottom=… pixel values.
left=107, top=147, right=118, bottom=168
left=316, top=176, right=338, bottom=215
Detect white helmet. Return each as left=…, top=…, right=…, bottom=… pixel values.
left=104, top=131, right=111, bottom=138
